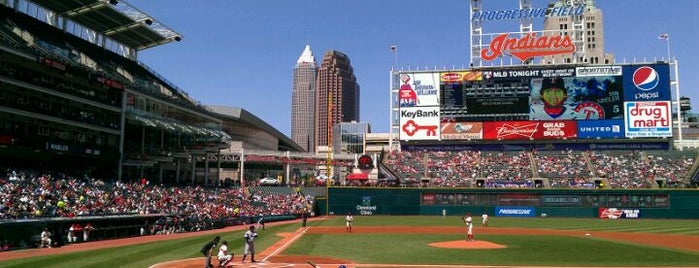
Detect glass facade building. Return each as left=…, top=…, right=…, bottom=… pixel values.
left=332, top=122, right=370, bottom=155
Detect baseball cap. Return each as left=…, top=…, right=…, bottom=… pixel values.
left=542, top=77, right=565, bottom=90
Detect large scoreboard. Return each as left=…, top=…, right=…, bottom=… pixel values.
left=397, top=63, right=672, bottom=141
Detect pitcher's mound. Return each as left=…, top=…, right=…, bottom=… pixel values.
left=429, top=240, right=507, bottom=249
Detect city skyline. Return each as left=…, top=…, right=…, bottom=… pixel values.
left=129, top=0, right=699, bottom=138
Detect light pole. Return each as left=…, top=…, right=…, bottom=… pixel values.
left=659, top=33, right=670, bottom=61
left=389, top=44, right=398, bottom=151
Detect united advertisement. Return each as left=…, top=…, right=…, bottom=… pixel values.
left=398, top=72, right=440, bottom=107
left=622, top=64, right=671, bottom=102
left=623, top=101, right=672, bottom=138
left=483, top=120, right=577, bottom=140
left=399, top=107, right=441, bottom=141
left=577, top=120, right=625, bottom=139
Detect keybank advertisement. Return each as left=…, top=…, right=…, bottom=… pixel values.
left=577, top=120, right=624, bottom=139
left=622, top=64, right=671, bottom=102
left=624, top=101, right=672, bottom=138
left=398, top=72, right=440, bottom=107
left=495, top=206, right=535, bottom=217
left=399, top=107, right=441, bottom=141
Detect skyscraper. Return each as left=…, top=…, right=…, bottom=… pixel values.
left=541, top=0, right=613, bottom=65
left=315, top=50, right=360, bottom=152
left=291, top=45, right=318, bottom=152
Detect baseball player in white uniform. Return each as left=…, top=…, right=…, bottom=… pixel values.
left=481, top=212, right=489, bottom=227
left=462, top=213, right=474, bottom=241
left=345, top=212, right=354, bottom=233
left=217, top=241, right=233, bottom=267
left=241, top=225, right=257, bottom=263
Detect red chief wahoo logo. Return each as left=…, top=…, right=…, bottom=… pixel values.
left=402, top=120, right=438, bottom=137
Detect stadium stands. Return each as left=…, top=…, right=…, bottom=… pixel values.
left=534, top=150, right=595, bottom=188
left=383, top=149, right=697, bottom=189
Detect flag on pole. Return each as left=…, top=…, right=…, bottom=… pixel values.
left=658, top=33, right=669, bottom=40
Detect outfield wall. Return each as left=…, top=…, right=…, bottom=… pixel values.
left=326, top=188, right=699, bottom=219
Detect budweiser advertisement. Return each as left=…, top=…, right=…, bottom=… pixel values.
left=598, top=208, right=641, bottom=219
left=483, top=120, right=577, bottom=140
left=481, top=32, right=576, bottom=62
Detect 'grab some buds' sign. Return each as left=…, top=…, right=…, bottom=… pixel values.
left=481, top=33, right=576, bottom=62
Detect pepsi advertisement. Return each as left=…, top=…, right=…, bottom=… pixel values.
left=577, top=119, right=625, bottom=139
left=622, top=64, right=671, bottom=102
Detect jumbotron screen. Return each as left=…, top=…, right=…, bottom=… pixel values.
left=397, top=63, right=672, bottom=141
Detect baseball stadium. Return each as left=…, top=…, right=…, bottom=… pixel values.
left=1, top=0, right=699, bottom=268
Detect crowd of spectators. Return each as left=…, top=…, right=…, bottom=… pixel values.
left=384, top=149, right=696, bottom=189
left=646, top=151, right=696, bottom=188
left=0, top=168, right=314, bottom=224
left=534, top=150, right=595, bottom=188
left=480, top=151, right=533, bottom=188
left=587, top=151, right=655, bottom=189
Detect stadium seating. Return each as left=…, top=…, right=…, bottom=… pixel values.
left=534, top=150, right=595, bottom=188
left=645, top=150, right=697, bottom=188
left=382, top=149, right=697, bottom=189
left=0, top=168, right=313, bottom=225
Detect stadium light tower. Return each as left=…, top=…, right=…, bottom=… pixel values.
left=469, top=0, right=483, bottom=67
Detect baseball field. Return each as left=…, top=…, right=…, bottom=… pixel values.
left=1, top=216, right=698, bottom=268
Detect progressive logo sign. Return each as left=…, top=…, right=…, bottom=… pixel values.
left=623, top=64, right=670, bottom=101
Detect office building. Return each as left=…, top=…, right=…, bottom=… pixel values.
left=315, top=50, right=360, bottom=152
left=291, top=45, right=318, bottom=152
left=541, top=0, right=614, bottom=65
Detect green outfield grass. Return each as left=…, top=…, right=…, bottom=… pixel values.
left=0, top=216, right=698, bottom=267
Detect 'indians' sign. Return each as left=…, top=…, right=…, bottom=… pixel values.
left=481, top=33, right=576, bottom=62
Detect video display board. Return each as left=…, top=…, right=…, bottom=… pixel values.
left=398, top=63, right=672, bottom=141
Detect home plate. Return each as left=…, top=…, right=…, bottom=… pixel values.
left=429, top=240, right=507, bottom=249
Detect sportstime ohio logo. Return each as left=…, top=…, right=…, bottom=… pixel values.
left=481, top=33, right=576, bottom=62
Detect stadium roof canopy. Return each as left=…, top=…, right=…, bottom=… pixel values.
left=207, top=106, right=304, bottom=152
left=28, top=0, right=181, bottom=50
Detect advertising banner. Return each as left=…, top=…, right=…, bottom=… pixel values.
left=624, top=101, right=672, bottom=138
left=402, top=142, right=670, bottom=152
left=530, top=75, right=623, bottom=120
left=483, top=120, right=577, bottom=140
left=441, top=71, right=483, bottom=82
left=577, top=119, right=625, bottom=139
left=622, top=64, right=671, bottom=102
left=399, top=107, right=441, bottom=141
left=440, top=122, right=483, bottom=140
left=598, top=208, right=641, bottom=219
left=541, top=195, right=582, bottom=206
left=398, top=72, right=440, bottom=107
left=482, top=67, right=575, bottom=80
left=46, top=142, right=101, bottom=156
left=495, top=206, right=536, bottom=217
left=576, top=66, right=622, bottom=77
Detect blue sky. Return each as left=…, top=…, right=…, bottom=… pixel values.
left=128, top=0, right=698, bottom=137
